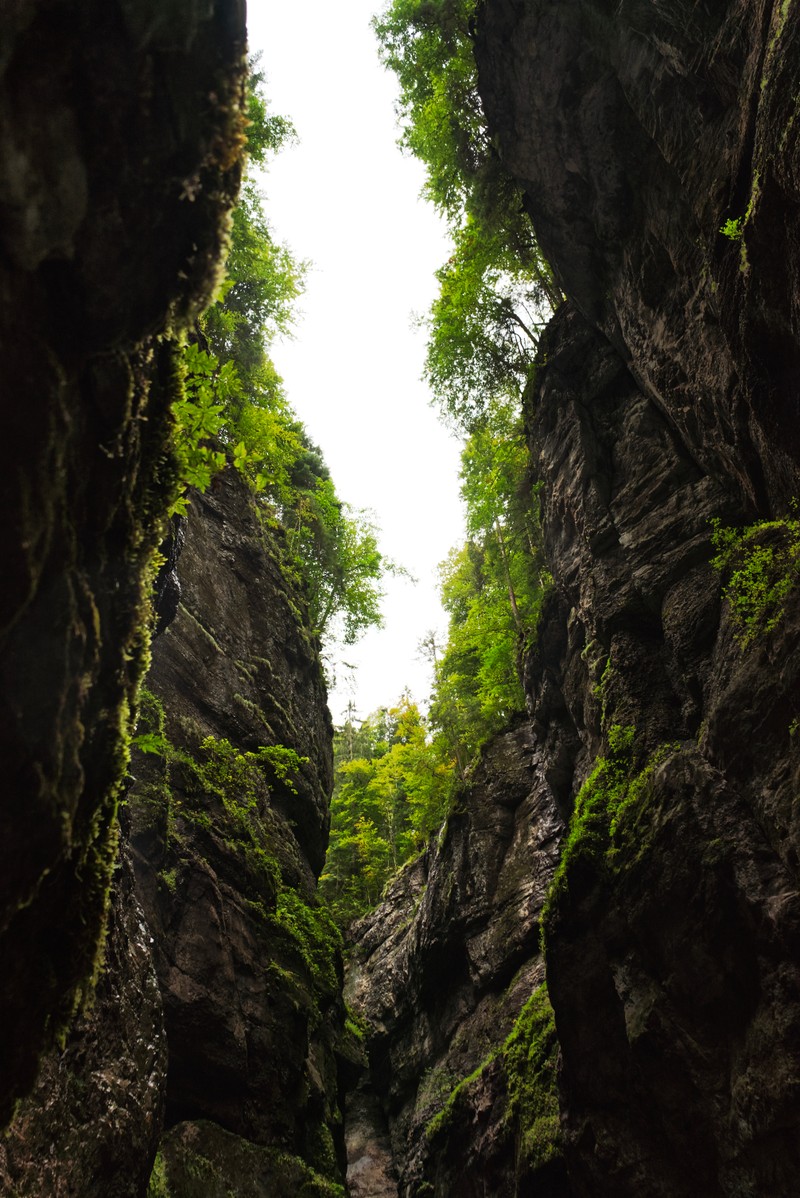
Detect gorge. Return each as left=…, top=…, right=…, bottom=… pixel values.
left=1, top=1, right=800, bottom=1196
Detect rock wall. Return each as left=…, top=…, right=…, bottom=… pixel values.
left=474, top=0, right=800, bottom=1193
left=0, top=845, right=167, bottom=1198
left=348, top=726, right=566, bottom=1196
left=351, top=1, right=800, bottom=1194
left=128, top=467, right=348, bottom=1196
left=1, top=468, right=348, bottom=1196
left=0, top=0, right=245, bottom=1123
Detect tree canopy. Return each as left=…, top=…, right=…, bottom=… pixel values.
left=320, top=696, right=454, bottom=927
left=172, top=62, right=389, bottom=652
left=374, top=0, right=561, bottom=431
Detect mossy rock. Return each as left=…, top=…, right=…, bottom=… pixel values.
left=149, top=1121, right=345, bottom=1198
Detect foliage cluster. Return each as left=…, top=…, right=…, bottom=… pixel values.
left=319, top=696, right=453, bottom=926
left=425, top=394, right=550, bottom=769
left=320, top=401, right=551, bottom=926
left=374, top=0, right=560, bottom=430
left=171, top=62, right=388, bottom=649
left=324, top=1, right=553, bottom=897
left=271, top=888, right=342, bottom=999
left=711, top=510, right=800, bottom=646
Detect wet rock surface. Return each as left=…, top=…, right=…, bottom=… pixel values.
left=345, top=1082, right=399, bottom=1198
left=473, top=0, right=800, bottom=1193
left=0, top=848, right=167, bottom=1197
left=154, top=1120, right=343, bottom=1198
left=0, top=467, right=344, bottom=1194
left=476, top=0, right=800, bottom=509
left=352, top=2, right=800, bottom=1194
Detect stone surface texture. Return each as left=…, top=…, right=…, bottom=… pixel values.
left=350, top=1, right=800, bottom=1194
left=348, top=726, right=565, bottom=1195
left=0, top=847, right=167, bottom=1197
left=473, top=0, right=800, bottom=1193
left=129, top=467, right=346, bottom=1192
left=0, top=0, right=246, bottom=1124
left=1, top=467, right=345, bottom=1195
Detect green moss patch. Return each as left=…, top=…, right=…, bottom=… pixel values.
left=423, top=982, right=562, bottom=1183
left=711, top=511, right=800, bottom=646
left=543, top=728, right=678, bottom=933
left=147, top=1120, right=345, bottom=1198
left=503, top=985, right=560, bottom=1172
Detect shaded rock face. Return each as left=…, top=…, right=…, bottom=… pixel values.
left=348, top=726, right=565, bottom=1195
left=470, top=0, right=800, bottom=1193
left=0, top=0, right=245, bottom=1123
left=1, top=468, right=344, bottom=1194
left=345, top=1081, right=399, bottom=1198
left=128, top=467, right=345, bottom=1190
left=521, top=305, right=800, bottom=1196
left=476, top=0, right=800, bottom=511
left=137, top=468, right=333, bottom=875
left=350, top=3, right=800, bottom=1194
left=153, top=1120, right=344, bottom=1198
left=0, top=846, right=167, bottom=1197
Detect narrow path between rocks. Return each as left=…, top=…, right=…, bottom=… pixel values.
left=345, top=1080, right=398, bottom=1198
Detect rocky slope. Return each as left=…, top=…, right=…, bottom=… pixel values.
left=0, top=0, right=245, bottom=1124
left=348, top=0, right=800, bottom=1194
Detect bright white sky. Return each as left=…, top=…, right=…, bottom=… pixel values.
left=247, top=1, right=465, bottom=725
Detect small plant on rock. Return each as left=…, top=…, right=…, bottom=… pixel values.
left=711, top=510, right=800, bottom=646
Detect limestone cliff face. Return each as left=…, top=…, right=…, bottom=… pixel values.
left=0, top=845, right=167, bottom=1197
left=350, top=2, right=800, bottom=1195
left=0, top=0, right=245, bottom=1123
left=476, top=0, right=800, bottom=511
left=348, top=727, right=566, bottom=1196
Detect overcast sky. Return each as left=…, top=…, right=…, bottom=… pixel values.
left=246, top=1, right=465, bottom=724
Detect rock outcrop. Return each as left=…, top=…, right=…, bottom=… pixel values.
left=474, top=0, right=800, bottom=1193
left=2, top=467, right=347, bottom=1196
left=0, top=0, right=245, bottom=1123
left=0, top=845, right=166, bottom=1197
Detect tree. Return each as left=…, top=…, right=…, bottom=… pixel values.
left=422, top=213, right=553, bottom=430
left=173, top=62, right=390, bottom=656
left=320, top=697, right=453, bottom=927
left=374, top=0, right=561, bottom=430
left=202, top=55, right=306, bottom=405
left=425, top=395, right=551, bottom=766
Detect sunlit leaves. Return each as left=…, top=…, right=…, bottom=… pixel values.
left=374, top=0, right=483, bottom=222
left=320, top=697, right=454, bottom=926
left=169, top=64, right=389, bottom=654
left=374, top=0, right=561, bottom=431
left=425, top=396, right=550, bottom=766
